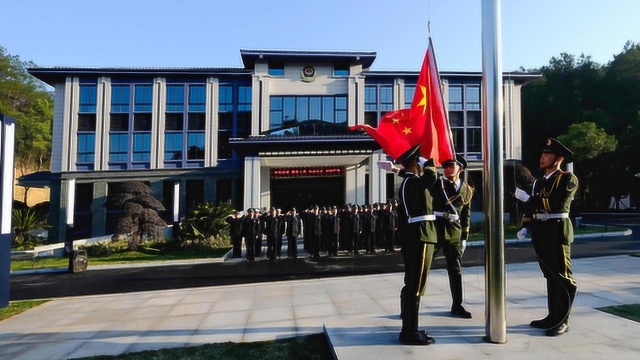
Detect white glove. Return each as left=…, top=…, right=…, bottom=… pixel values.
left=377, top=160, right=395, bottom=172
left=460, top=240, right=467, bottom=255
left=417, top=157, right=428, bottom=168
left=448, top=213, right=460, bottom=222
left=515, top=187, right=530, bottom=202
left=516, top=228, right=527, bottom=240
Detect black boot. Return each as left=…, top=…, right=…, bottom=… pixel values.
left=399, top=299, right=434, bottom=346
left=531, top=279, right=555, bottom=329
left=449, top=272, right=472, bottom=319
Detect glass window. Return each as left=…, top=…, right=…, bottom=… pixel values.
left=110, top=114, right=129, bottom=131
left=164, top=133, right=183, bottom=160
left=268, top=63, right=284, bottom=76
left=111, top=85, right=130, bottom=113
left=166, top=85, right=184, bottom=112
left=219, top=85, right=233, bottom=112
left=466, top=86, right=481, bottom=110
left=467, top=128, right=482, bottom=153
left=133, top=133, right=151, bottom=161
left=109, top=133, right=129, bottom=162
left=165, top=113, right=183, bottom=130
left=78, top=115, right=96, bottom=131
left=187, top=133, right=204, bottom=159
left=449, top=86, right=463, bottom=110
left=404, top=84, right=416, bottom=108
left=77, top=134, right=95, bottom=163
left=188, top=113, right=205, bottom=130
left=449, top=111, right=464, bottom=127
left=134, top=85, right=152, bottom=112
left=333, top=64, right=349, bottom=77
left=269, top=95, right=348, bottom=128
left=238, top=85, right=252, bottom=112
left=467, top=111, right=482, bottom=127
left=364, top=86, right=377, bottom=111
left=134, top=114, right=152, bottom=131
left=189, top=85, right=206, bottom=112
left=79, top=85, right=97, bottom=113
left=380, top=85, right=393, bottom=111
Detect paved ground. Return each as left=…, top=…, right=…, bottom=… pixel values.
left=1, top=255, right=639, bottom=360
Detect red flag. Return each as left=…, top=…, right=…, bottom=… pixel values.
left=350, top=38, right=455, bottom=165
left=411, top=38, right=455, bottom=166
left=350, top=109, right=419, bottom=161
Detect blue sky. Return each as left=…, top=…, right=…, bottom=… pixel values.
left=2, top=0, right=638, bottom=72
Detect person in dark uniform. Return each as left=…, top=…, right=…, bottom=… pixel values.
left=257, top=208, right=268, bottom=258
left=225, top=210, right=243, bottom=258
left=276, top=208, right=285, bottom=258
left=382, top=202, right=397, bottom=253
left=309, top=206, right=322, bottom=260
left=265, top=207, right=279, bottom=261
left=517, top=138, right=579, bottom=337
left=285, top=208, right=302, bottom=259
left=326, top=206, right=340, bottom=257
left=379, top=145, right=438, bottom=346
left=350, top=205, right=361, bottom=255
left=362, top=205, right=376, bottom=254
left=431, top=154, right=474, bottom=319
left=241, top=208, right=259, bottom=261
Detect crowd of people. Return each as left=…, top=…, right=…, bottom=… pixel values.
left=225, top=201, right=401, bottom=261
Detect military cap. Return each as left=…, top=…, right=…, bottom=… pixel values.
left=442, top=154, right=468, bottom=169
left=247, top=208, right=255, bottom=213
left=395, top=144, right=421, bottom=164
left=542, top=138, right=573, bottom=161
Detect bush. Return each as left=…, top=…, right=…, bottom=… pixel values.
left=11, top=208, right=49, bottom=250
left=80, top=239, right=130, bottom=257
left=178, top=202, right=234, bottom=250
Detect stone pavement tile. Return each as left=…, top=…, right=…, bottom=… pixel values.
left=210, top=296, right=255, bottom=313
left=242, top=320, right=300, bottom=342
left=248, top=305, right=294, bottom=323
left=294, top=302, right=340, bottom=320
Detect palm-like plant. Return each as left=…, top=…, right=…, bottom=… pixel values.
left=179, top=202, right=235, bottom=249
left=12, top=208, right=49, bottom=249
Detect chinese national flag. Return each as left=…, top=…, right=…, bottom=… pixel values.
left=350, top=38, right=455, bottom=165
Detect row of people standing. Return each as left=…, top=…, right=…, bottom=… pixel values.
left=300, top=202, right=399, bottom=260
left=226, top=207, right=303, bottom=261
left=226, top=201, right=402, bottom=261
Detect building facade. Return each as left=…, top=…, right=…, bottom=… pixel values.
left=26, top=49, right=538, bottom=242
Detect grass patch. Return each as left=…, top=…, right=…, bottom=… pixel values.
left=0, top=300, right=50, bottom=321
left=11, top=247, right=231, bottom=272
left=72, top=333, right=333, bottom=360
left=597, top=303, right=640, bottom=323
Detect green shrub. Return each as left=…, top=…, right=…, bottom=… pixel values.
left=178, top=202, right=235, bottom=250
left=11, top=208, right=49, bottom=250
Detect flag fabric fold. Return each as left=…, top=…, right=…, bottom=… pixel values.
left=350, top=38, right=455, bottom=165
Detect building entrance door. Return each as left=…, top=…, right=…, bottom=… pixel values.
left=270, top=176, right=345, bottom=211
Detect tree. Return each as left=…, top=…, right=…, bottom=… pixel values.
left=105, top=181, right=166, bottom=250
left=0, top=46, right=53, bottom=203
left=558, top=122, right=617, bottom=211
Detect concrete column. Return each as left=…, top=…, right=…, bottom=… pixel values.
left=0, top=115, right=15, bottom=308
left=369, top=151, right=388, bottom=204
left=91, top=181, right=108, bottom=237
left=243, top=156, right=261, bottom=209
left=345, top=163, right=366, bottom=205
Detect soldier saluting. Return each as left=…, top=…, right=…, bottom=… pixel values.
left=516, top=138, right=579, bottom=337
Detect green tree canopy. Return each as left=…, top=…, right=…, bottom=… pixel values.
left=0, top=46, right=53, bottom=202
left=557, top=122, right=616, bottom=163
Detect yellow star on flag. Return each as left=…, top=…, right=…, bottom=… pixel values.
left=402, top=127, right=412, bottom=135
left=416, top=84, right=427, bottom=115
left=392, top=117, right=400, bottom=124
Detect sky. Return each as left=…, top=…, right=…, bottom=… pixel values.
left=2, top=0, right=639, bottom=73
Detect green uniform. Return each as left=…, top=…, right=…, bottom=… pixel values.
left=431, top=176, right=474, bottom=310
left=522, top=169, right=579, bottom=329
left=397, top=163, right=438, bottom=340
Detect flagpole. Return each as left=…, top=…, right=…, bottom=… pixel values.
left=481, top=0, right=507, bottom=343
